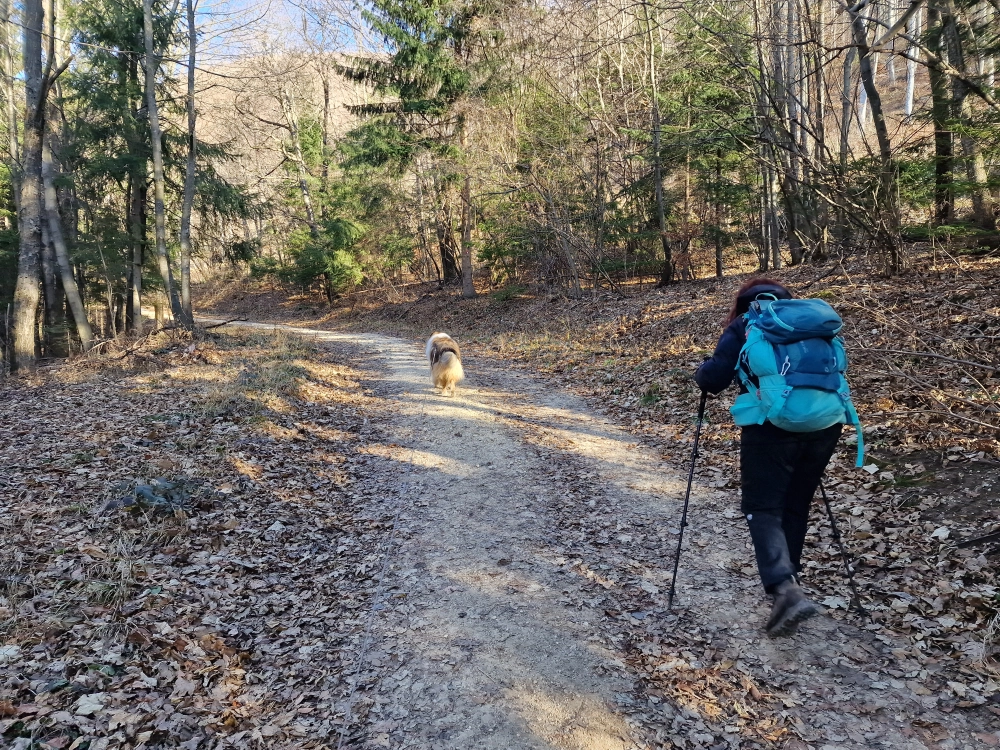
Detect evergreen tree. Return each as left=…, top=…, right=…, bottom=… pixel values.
left=340, top=0, right=500, bottom=295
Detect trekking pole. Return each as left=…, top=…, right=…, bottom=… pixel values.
left=818, top=479, right=868, bottom=618
left=668, top=390, right=708, bottom=609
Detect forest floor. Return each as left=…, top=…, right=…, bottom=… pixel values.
left=2, top=252, right=999, bottom=749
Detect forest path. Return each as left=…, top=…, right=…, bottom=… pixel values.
left=204, top=319, right=982, bottom=750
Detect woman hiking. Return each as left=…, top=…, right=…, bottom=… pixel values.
left=695, top=278, right=845, bottom=637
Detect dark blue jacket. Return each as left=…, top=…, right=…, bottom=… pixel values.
left=695, top=284, right=791, bottom=395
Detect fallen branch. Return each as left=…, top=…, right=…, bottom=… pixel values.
left=802, top=263, right=847, bottom=289
left=958, top=529, right=1000, bottom=548
left=114, top=341, right=148, bottom=361
left=886, top=409, right=1000, bottom=432
left=866, top=348, right=997, bottom=372
left=879, top=364, right=1000, bottom=414
left=201, top=317, right=248, bottom=330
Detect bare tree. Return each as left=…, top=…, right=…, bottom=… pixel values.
left=179, top=0, right=199, bottom=322
left=849, top=0, right=903, bottom=272
left=143, top=0, right=186, bottom=326
left=42, top=138, right=93, bottom=350
left=12, top=0, right=46, bottom=371
left=0, top=0, right=20, bottom=206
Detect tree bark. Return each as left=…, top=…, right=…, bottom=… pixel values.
left=437, top=201, right=460, bottom=283
left=850, top=2, right=903, bottom=272
left=142, top=0, right=185, bottom=324
left=715, top=148, right=723, bottom=278
left=904, top=6, right=921, bottom=120
left=643, top=0, right=671, bottom=286
left=928, top=8, right=955, bottom=226
left=43, top=137, right=93, bottom=350
left=959, top=93, right=994, bottom=228
left=126, top=175, right=146, bottom=333
left=839, top=46, right=857, bottom=171
left=458, top=122, right=476, bottom=298
left=40, top=222, right=63, bottom=354
left=415, top=165, right=439, bottom=283
left=12, top=0, right=45, bottom=371
left=320, top=66, right=331, bottom=206
left=460, top=172, right=476, bottom=298
left=0, top=0, right=19, bottom=208
left=123, top=51, right=144, bottom=335
left=281, top=87, right=319, bottom=238
left=944, top=6, right=996, bottom=229
left=178, top=0, right=197, bottom=323
left=768, top=164, right=781, bottom=270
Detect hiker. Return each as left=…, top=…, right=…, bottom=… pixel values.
left=695, top=278, right=859, bottom=637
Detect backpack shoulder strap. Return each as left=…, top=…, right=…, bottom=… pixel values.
left=734, top=312, right=759, bottom=386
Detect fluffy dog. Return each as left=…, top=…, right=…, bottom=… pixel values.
left=425, top=332, right=464, bottom=396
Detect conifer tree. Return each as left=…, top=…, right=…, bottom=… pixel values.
left=340, top=0, right=495, bottom=296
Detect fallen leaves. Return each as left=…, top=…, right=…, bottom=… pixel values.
left=0, top=330, right=397, bottom=748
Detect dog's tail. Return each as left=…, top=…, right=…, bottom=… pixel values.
left=433, top=351, right=465, bottom=395
left=438, top=351, right=465, bottom=384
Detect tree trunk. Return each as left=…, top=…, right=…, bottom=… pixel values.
left=40, top=222, right=63, bottom=354
left=12, top=0, right=45, bottom=372
left=458, top=124, right=476, bottom=298
left=643, top=0, right=671, bottom=286
left=437, top=203, right=460, bottom=283
left=178, top=0, right=197, bottom=323
left=928, top=8, right=955, bottom=226
left=886, top=0, right=898, bottom=85
left=759, top=189, right=769, bottom=272
left=0, top=0, right=19, bottom=208
left=593, top=131, right=607, bottom=286
left=769, top=165, right=781, bottom=270
left=715, top=148, right=723, bottom=278
left=850, top=3, right=903, bottom=272
left=435, top=175, right=460, bottom=282
left=780, top=177, right=805, bottom=265
left=812, top=0, right=829, bottom=259
left=281, top=87, right=319, bottom=238
left=142, top=0, right=185, bottom=324
left=959, top=93, right=995, bottom=228
left=320, top=67, right=331, bottom=204
left=944, top=7, right=996, bottom=229
left=839, top=46, right=857, bottom=171
left=460, top=172, right=476, bottom=298
left=415, top=166, right=439, bottom=284
left=97, top=246, right=117, bottom=338
left=43, top=137, right=93, bottom=350
left=123, top=52, right=144, bottom=335
left=904, top=7, right=921, bottom=120
left=126, top=176, right=146, bottom=333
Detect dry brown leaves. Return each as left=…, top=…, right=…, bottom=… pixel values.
left=0, top=330, right=395, bottom=749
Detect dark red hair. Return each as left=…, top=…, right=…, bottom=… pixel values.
left=726, top=277, right=792, bottom=323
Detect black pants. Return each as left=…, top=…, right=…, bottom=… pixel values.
left=740, top=422, right=843, bottom=592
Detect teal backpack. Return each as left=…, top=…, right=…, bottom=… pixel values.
left=730, top=296, right=864, bottom=466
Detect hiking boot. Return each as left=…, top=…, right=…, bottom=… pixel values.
left=766, top=578, right=819, bottom=637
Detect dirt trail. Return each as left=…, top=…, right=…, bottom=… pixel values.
left=206, top=320, right=984, bottom=749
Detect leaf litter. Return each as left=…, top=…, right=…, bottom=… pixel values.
left=1, top=329, right=408, bottom=749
